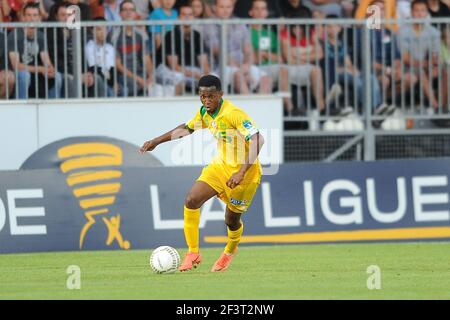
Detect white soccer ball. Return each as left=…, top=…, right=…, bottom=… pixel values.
left=149, top=246, right=181, bottom=274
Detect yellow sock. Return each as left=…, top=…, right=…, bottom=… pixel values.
left=183, top=206, right=200, bottom=253
left=224, top=222, right=243, bottom=255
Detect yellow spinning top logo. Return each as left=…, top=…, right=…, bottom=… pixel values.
left=57, top=143, right=130, bottom=250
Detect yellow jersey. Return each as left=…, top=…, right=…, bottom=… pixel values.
left=186, top=99, right=262, bottom=180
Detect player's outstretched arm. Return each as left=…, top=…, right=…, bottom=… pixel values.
left=139, top=123, right=193, bottom=154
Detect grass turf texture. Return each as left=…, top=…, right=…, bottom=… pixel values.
left=0, top=242, right=449, bottom=299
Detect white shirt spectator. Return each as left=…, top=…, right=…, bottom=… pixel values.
left=85, top=39, right=116, bottom=77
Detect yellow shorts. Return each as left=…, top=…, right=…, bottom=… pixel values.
left=196, top=163, right=261, bottom=214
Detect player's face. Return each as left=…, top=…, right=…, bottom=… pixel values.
left=199, top=89, right=223, bottom=113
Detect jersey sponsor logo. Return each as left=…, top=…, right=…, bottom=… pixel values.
left=230, top=198, right=248, bottom=206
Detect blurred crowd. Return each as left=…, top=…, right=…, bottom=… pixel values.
left=0, top=0, right=450, bottom=122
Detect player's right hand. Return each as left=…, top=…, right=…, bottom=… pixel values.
left=139, top=140, right=157, bottom=154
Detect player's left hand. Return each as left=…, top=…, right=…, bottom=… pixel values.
left=226, top=171, right=245, bottom=189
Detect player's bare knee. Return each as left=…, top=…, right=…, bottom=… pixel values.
left=224, top=213, right=241, bottom=230
left=184, top=194, right=202, bottom=209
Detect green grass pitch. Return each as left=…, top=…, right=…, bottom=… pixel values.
left=0, top=242, right=449, bottom=299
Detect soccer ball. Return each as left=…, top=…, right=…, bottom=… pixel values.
left=149, top=246, right=181, bottom=274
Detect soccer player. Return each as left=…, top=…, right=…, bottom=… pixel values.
left=140, top=75, right=264, bottom=272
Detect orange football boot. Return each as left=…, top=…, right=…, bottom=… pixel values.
left=211, top=249, right=237, bottom=272
left=179, top=252, right=202, bottom=272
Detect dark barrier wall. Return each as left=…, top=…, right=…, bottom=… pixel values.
left=1, top=159, right=450, bottom=253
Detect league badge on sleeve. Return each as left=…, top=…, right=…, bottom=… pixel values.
left=243, top=120, right=258, bottom=136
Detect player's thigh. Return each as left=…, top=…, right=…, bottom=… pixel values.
left=185, top=181, right=218, bottom=209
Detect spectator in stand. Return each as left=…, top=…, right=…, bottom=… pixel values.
left=104, top=0, right=123, bottom=34
left=155, top=3, right=209, bottom=93
left=439, top=26, right=450, bottom=111
left=303, top=0, right=343, bottom=17
left=104, top=0, right=123, bottom=22
left=355, top=0, right=398, bottom=31
left=87, top=0, right=105, bottom=19
left=233, top=0, right=282, bottom=17
left=427, top=0, right=450, bottom=30
left=45, top=0, right=92, bottom=20
left=322, top=16, right=382, bottom=113
left=8, top=3, right=60, bottom=99
left=148, top=0, right=188, bottom=12
left=191, top=0, right=206, bottom=17
left=397, top=0, right=443, bottom=111
left=355, top=0, right=417, bottom=111
left=190, top=0, right=208, bottom=35
left=441, top=26, right=450, bottom=65
left=194, top=0, right=214, bottom=16
left=65, top=0, right=92, bottom=20
left=1, top=0, right=49, bottom=21
left=85, top=17, right=118, bottom=96
left=279, top=0, right=312, bottom=17
left=47, top=1, right=105, bottom=97
left=281, top=10, right=325, bottom=112
left=112, top=0, right=162, bottom=96
left=203, top=0, right=271, bottom=94
left=0, top=30, right=15, bottom=99
left=249, top=0, right=293, bottom=112
left=427, top=0, right=450, bottom=16
left=133, top=0, right=151, bottom=18
left=148, top=0, right=178, bottom=49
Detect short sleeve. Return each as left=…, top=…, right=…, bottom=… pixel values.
left=186, top=107, right=207, bottom=131
left=232, top=109, right=259, bottom=141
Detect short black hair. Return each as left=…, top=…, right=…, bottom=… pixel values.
left=23, top=2, right=40, bottom=15
left=198, top=75, right=222, bottom=91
